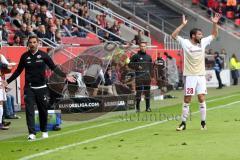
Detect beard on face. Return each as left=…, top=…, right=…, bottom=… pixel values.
left=194, top=37, right=201, bottom=44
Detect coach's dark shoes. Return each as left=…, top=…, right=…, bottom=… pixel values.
left=201, top=121, right=207, bottom=130
left=136, top=107, right=140, bottom=113
left=176, top=122, right=186, bottom=131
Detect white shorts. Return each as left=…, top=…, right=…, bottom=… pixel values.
left=184, top=75, right=207, bottom=96
left=0, top=77, right=6, bottom=101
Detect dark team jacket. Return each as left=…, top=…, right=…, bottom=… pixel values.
left=7, top=50, right=66, bottom=87
left=129, top=51, right=153, bottom=79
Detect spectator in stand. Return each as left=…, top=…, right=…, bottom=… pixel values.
left=132, top=30, right=144, bottom=45
left=9, top=3, right=19, bottom=17
left=235, top=3, right=240, bottom=18
left=62, top=3, right=71, bottom=18
left=105, top=22, right=112, bottom=31
left=103, top=32, right=112, bottom=41
left=0, top=10, right=5, bottom=23
left=1, top=24, right=9, bottom=44
left=0, top=3, right=9, bottom=22
left=28, top=2, right=37, bottom=15
left=100, top=14, right=107, bottom=28
left=61, top=18, right=70, bottom=36
left=11, top=35, right=23, bottom=46
left=214, top=2, right=226, bottom=24
left=55, top=30, right=62, bottom=44
left=82, top=3, right=89, bottom=16
left=46, top=26, right=58, bottom=46
left=95, top=14, right=101, bottom=27
left=30, top=15, right=37, bottom=30
left=55, top=18, right=62, bottom=31
left=22, top=11, right=31, bottom=25
left=36, top=16, right=42, bottom=26
left=17, top=2, right=25, bottom=15
left=47, top=18, right=57, bottom=30
left=26, top=25, right=36, bottom=37
left=11, top=12, right=22, bottom=29
left=36, top=24, right=47, bottom=39
left=110, top=21, right=121, bottom=41
left=226, top=0, right=237, bottom=12
left=82, top=12, right=94, bottom=30
left=37, top=5, right=52, bottom=25
left=15, top=23, right=28, bottom=44
left=111, top=21, right=120, bottom=34
left=54, top=1, right=65, bottom=17
left=144, top=25, right=150, bottom=37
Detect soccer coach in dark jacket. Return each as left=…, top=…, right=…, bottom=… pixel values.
left=4, top=35, right=76, bottom=140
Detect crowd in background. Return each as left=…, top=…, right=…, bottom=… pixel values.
left=0, top=0, right=129, bottom=47
left=193, top=0, right=240, bottom=24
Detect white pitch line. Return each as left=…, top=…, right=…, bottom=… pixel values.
left=5, top=121, right=120, bottom=143
left=34, top=121, right=120, bottom=141
left=207, top=93, right=240, bottom=102
left=19, top=100, right=240, bottom=160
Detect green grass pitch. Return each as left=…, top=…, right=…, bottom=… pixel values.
left=1, top=85, right=240, bottom=160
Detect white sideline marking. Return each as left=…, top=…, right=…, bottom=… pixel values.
left=19, top=100, right=240, bottom=160
left=207, top=93, right=240, bottom=102
left=34, top=121, right=120, bottom=141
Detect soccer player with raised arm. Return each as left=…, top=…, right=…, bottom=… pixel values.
left=171, top=13, right=221, bottom=131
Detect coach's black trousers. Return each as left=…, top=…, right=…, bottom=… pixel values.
left=24, top=86, right=48, bottom=135
left=135, top=79, right=151, bottom=110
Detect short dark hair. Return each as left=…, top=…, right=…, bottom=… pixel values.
left=190, top=28, right=202, bottom=38
left=139, top=41, right=147, bottom=46
left=28, top=35, right=39, bottom=43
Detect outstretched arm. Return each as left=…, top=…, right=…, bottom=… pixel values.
left=211, top=13, right=221, bottom=38
left=171, top=15, right=188, bottom=40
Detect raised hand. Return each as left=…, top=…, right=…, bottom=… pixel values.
left=211, top=13, right=221, bottom=24
left=182, top=15, right=188, bottom=26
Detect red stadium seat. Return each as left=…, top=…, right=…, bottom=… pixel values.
left=8, top=34, right=15, bottom=44
left=226, top=11, right=235, bottom=19
left=192, top=0, right=199, bottom=5
left=61, top=37, right=100, bottom=46
left=234, top=18, right=240, bottom=27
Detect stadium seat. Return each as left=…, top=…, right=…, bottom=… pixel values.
left=234, top=18, right=240, bottom=27
left=226, top=11, right=235, bottom=19
left=192, top=0, right=199, bottom=5
left=61, top=37, right=100, bottom=46
left=8, top=34, right=15, bottom=44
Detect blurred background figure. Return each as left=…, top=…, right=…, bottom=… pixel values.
left=230, top=53, right=240, bottom=85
